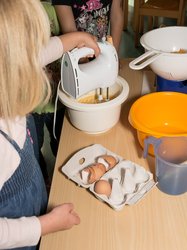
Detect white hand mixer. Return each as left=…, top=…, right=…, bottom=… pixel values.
left=61, top=41, right=118, bottom=100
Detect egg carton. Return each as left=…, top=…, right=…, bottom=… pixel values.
left=61, top=144, right=156, bottom=210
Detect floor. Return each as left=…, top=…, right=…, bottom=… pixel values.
left=42, top=3, right=187, bottom=180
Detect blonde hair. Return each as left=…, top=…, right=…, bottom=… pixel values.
left=0, top=0, right=51, bottom=120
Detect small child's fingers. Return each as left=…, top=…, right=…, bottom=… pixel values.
left=93, top=35, right=98, bottom=42
left=70, top=210, right=81, bottom=225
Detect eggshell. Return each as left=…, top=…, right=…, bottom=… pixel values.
left=99, top=155, right=117, bottom=169
left=94, top=180, right=112, bottom=197
left=82, top=163, right=106, bottom=184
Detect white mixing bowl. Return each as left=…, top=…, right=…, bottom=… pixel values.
left=58, top=76, right=129, bottom=134
left=129, top=26, right=187, bottom=81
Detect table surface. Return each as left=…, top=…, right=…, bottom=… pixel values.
left=40, top=59, right=187, bottom=250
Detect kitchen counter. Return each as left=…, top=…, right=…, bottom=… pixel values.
left=39, top=59, right=187, bottom=250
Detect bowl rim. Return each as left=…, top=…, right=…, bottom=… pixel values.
left=58, top=76, right=129, bottom=111
left=128, top=91, right=187, bottom=136
left=140, top=26, right=187, bottom=55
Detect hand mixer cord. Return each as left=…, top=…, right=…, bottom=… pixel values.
left=53, top=80, right=61, bottom=140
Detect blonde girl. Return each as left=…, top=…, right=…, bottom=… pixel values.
left=0, top=0, right=99, bottom=249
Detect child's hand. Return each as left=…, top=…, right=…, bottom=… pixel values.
left=39, top=203, right=80, bottom=236
left=76, top=32, right=100, bottom=57
left=60, top=32, right=100, bottom=58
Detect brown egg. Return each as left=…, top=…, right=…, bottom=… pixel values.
left=94, top=180, right=112, bottom=197
left=99, top=155, right=117, bottom=169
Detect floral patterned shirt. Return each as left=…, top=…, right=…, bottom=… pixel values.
left=52, top=0, right=112, bottom=40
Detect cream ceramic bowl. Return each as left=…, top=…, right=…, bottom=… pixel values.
left=58, top=76, right=129, bottom=134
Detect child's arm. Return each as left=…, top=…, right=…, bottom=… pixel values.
left=40, top=32, right=100, bottom=67
left=0, top=203, right=80, bottom=248
left=59, top=32, right=100, bottom=56
left=110, top=0, right=124, bottom=55
left=40, top=36, right=64, bottom=67
left=0, top=216, right=41, bottom=248
left=54, top=5, right=77, bottom=33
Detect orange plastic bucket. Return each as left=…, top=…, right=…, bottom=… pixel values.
left=128, top=92, right=187, bottom=155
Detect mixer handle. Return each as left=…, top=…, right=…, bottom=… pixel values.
left=71, top=41, right=116, bottom=62
left=129, top=50, right=163, bottom=70
left=71, top=47, right=95, bottom=61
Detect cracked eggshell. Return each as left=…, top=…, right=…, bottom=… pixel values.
left=61, top=144, right=123, bottom=188
left=97, top=155, right=118, bottom=170
left=81, top=163, right=106, bottom=184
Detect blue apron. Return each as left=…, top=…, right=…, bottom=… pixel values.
left=0, top=119, right=48, bottom=250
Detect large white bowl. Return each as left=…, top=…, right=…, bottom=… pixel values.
left=58, top=76, right=129, bottom=134
left=129, top=26, right=187, bottom=81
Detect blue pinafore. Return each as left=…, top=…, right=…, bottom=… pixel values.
left=0, top=119, right=48, bottom=250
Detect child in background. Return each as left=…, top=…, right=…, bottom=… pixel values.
left=0, top=0, right=100, bottom=249
left=33, top=1, right=63, bottom=187
left=52, top=0, right=124, bottom=55
left=35, top=2, right=72, bottom=190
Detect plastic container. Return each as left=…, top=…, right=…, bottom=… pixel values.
left=129, top=26, right=187, bottom=81
left=128, top=92, right=187, bottom=155
left=61, top=144, right=155, bottom=210
left=58, top=76, right=129, bottom=134
left=144, top=136, right=187, bottom=195
left=156, top=75, right=187, bottom=93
